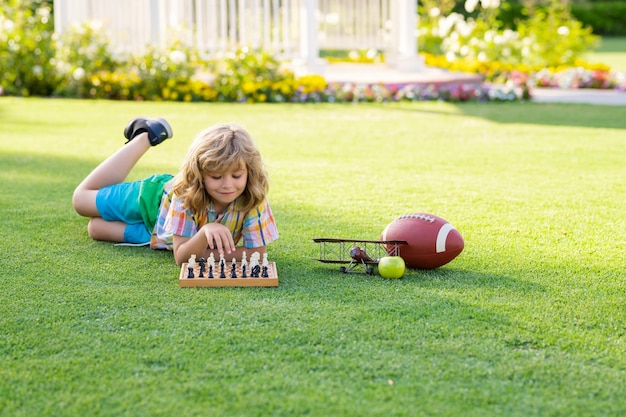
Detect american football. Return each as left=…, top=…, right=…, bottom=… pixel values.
left=380, top=213, right=464, bottom=269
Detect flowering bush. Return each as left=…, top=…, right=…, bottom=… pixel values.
left=422, top=52, right=626, bottom=92
left=0, top=0, right=618, bottom=104
left=0, top=0, right=57, bottom=96
left=207, top=49, right=295, bottom=103
left=125, top=43, right=207, bottom=101
left=530, top=66, right=626, bottom=91
left=290, top=81, right=528, bottom=104
left=53, top=21, right=124, bottom=98
left=418, top=0, right=599, bottom=68
left=53, top=32, right=532, bottom=104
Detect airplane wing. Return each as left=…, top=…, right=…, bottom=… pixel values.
left=312, top=238, right=408, bottom=263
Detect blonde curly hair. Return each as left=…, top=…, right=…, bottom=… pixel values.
left=171, top=123, right=269, bottom=217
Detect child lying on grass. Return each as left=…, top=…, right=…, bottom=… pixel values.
left=72, top=117, right=278, bottom=265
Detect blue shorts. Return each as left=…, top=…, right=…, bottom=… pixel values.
left=96, top=180, right=152, bottom=244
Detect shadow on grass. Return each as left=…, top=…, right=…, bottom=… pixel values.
left=372, top=102, right=626, bottom=130
left=308, top=261, right=545, bottom=293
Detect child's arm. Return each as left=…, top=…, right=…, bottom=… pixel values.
left=173, top=222, right=266, bottom=265
left=172, top=222, right=232, bottom=265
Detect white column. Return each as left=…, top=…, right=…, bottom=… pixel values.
left=296, top=0, right=326, bottom=75
left=388, top=0, right=423, bottom=71
left=53, top=0, right=66, bottom=35
left=149, top=0, right=162, bottom=46
left=53, top=0, right=88, bottom=36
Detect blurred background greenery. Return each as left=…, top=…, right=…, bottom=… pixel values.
left=1, top=0, right=624, bottom=101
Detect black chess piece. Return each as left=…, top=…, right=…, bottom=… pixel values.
left=187, top=266, right=194, bottom=278
left=198, top=258, right=206, bottom=277
left=230, top=262, right=237, bottom=278
left=252, top=265, right=261, bottom=278
left=241, top=264, right=247, bottom=278
left=261, top=266, right=269, bottom=278
left=219, top=260, right=226, bottom=278
left=208, top=264, right=214, bottom=278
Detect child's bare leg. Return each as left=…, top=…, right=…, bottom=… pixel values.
left=73, top=117, right=172, bottom=243
left=88, top=218, right=127, bottom=242
left=72, top=133, right=151, bottom=218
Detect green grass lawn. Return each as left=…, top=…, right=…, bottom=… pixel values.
left=585, top=36, right=626, bottom=71
left=1, top=97, right=624, bottom=417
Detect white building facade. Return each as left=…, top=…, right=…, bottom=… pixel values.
left=53, top=0, right=423, bottom=73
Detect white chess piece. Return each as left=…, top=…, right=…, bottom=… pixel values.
left=250, top=252, right=260, bottom=268
left=188, top=254, right=197, bottom=268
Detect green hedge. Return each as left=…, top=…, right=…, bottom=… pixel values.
left=571, top=2, right=626, bottom=36
left=450, top=0, right=626, bottom=36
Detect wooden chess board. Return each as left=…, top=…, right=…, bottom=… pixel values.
left=179, top=261, right=279, bottom=287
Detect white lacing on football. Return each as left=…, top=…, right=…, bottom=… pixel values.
left=398, top=213, right=436, bottom=223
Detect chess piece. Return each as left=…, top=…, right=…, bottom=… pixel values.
left=198, top=258, right=206, bottom=277
left=219, top=258, right=226, bottom=278
left=208, top=253, right=215, bottom=278
left=187, top=265, right=194, bottom=278
left=240, top=253, right=248, bottom=278
left=230, top=258, right=237, bottom=278
left=249, top=252, right=260, bottom=277
left=188, top=254, right=197, bottom=269
left=261, top=253, right=269, bottom=277
left=252, top=265, right=261, bottom=278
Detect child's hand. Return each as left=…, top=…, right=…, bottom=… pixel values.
left=202, top=222, right=236, bottom=254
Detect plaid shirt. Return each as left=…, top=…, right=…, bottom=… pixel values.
left=151, top=181, right=279, bottom=250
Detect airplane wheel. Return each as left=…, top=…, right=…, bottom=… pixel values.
left=340, top=266, right=347, bottom=273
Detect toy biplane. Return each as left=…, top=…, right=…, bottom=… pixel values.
left=313, top=238, right=408, bottom=275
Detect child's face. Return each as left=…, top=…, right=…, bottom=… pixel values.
left=203, top=164, right=248, bottom=212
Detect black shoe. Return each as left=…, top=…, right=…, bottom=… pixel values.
left=124, top=117, right=173, bottom=146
